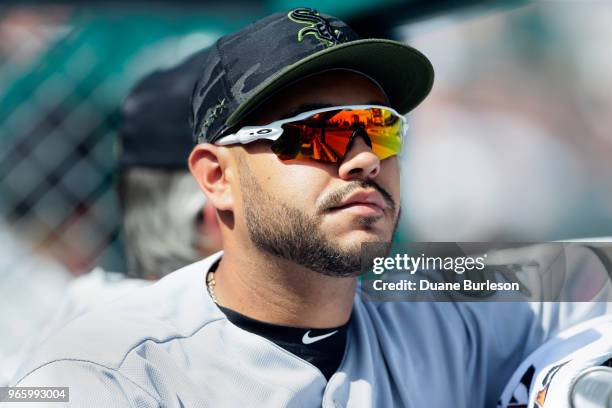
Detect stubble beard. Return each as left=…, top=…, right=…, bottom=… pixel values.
left=239, top=164, right=399, bottom=277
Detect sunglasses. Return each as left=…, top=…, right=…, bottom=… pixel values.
left=215, top=105, right=408, bottom=163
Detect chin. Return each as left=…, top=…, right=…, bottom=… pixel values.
left=337, top=229, right=391, bottom=249
left=323, top=217, right=395, bottom=245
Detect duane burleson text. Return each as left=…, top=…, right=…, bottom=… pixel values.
left=371, top=279, right=520, bottom=292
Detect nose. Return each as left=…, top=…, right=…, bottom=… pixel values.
left=338, top=131, right=380, bottom=180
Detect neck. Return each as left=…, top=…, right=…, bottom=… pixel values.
left=212, top=243, right=357, bottom=329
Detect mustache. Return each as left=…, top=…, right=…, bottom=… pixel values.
left=318, top=179, right=396, bottom=214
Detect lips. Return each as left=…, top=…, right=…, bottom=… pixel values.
left=329, top=190, right=387, bottom=213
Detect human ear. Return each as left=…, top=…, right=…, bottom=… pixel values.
left=188, top=144, right=236, bottom=212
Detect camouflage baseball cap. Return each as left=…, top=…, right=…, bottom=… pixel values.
left=191, top=7, right=434, bottom=144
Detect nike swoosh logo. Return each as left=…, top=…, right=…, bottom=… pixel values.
left=302, top=330, right=338, bottom=345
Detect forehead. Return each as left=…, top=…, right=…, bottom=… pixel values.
left=243, top=69, right=389, bottom=125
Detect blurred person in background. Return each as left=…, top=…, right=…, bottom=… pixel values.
left=0, top=49, right=221, bottom=386
left=116, top=48, right=221, bottom=280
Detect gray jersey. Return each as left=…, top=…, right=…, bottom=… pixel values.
left=6, top=251, right=612, bottom=407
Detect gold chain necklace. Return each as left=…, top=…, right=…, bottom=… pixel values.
left=206, top=270, right=218, bottom=303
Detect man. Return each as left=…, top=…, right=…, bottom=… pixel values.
left=6, top=8, right=612, bottom=407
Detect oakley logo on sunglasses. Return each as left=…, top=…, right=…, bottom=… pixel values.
left=246, top=129, right=272, bottom=136
left=214, top=105, right=408, bottom=164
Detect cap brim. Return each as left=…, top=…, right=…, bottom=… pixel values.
left=225, top=38, right=434, bottom=129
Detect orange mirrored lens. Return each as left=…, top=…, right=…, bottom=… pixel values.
left=271, top=108, right=403, bottom=163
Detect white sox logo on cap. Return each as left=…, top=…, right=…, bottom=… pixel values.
left=288, top=7, right=346, bottom=48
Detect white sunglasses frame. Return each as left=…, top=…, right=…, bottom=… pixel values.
left=213, top=105, right=409, bottom=149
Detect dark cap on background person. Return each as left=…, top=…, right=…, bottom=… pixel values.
left=118, top=50, right=208, bottom=169
left=191, top=7, right=434, bottom=145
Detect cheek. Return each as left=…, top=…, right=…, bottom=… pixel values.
left=380, top=159, right=401, bottom=201
left=248, top=154, right=331, bottom=209
left=269, top=171, right=328, bottom=208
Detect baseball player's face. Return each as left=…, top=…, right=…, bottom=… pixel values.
left=230, top=70, right=401, bottom=276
